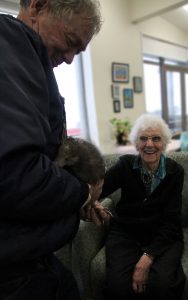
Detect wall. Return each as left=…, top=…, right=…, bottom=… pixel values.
left=1, top=0, right=188, bottom=154
left=138, top=16, right=188, bottom=47
left=89, top=0, right=145, bottom=154
left=128, top=0, right=187, bottom=23
left=89, top=0, right=188, bottom=154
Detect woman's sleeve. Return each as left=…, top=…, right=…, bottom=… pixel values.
left=100, top=158, right=124, bottom=199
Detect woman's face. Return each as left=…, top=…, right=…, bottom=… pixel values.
left=136, top=128, right=164, bottom=170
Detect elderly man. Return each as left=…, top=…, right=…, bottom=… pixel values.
left=0, top=1, right=108, bottom=299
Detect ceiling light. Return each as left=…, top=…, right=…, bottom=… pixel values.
left=183, top=4, right=188, bottom=12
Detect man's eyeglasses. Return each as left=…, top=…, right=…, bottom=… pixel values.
left=139, top=135, right=162, bottom=143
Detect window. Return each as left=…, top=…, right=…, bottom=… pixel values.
left=54, top=55, right=88, bottom=138
left=143, top=62, right=162, bottom=116
left=144, top=55, right=188, bottom=133
left=166, top=70, right=181, bottom=132
left=185, top=74, right=188, bottom=128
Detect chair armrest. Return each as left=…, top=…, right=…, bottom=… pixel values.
left=55, top=243, right=73, bottom=271
left=72, top=197, right=113, bottom=299
left=100, top=196, right=116, bottom=212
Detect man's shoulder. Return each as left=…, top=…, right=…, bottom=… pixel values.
left=0, top=14, right=41, bottom=46
left=0, top=14, right=28, bottom=48
left=0, top=14, right=20, bottom=31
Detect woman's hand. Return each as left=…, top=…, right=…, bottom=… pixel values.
left=132, top=254, right=153, bottom=293
left=92, top=200, right=113, bottom=225
left=80, top=179, right=112, bottom=226
left=80, top=200, right=112, bottom=226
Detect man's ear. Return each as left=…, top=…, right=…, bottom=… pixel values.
left=29, top=0, right=48, bottom=17
left=35, top=0, right=48, bottom=12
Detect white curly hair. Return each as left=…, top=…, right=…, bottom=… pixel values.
left=129, top=114, right=172, bottom=151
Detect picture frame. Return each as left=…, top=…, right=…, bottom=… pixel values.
left=111, top=84, right=120, bottom=100
left=133, top=76, right=142, bottom=93
left=113, top=100, right=121, bottom=113
left=112, top=62, right=129, bottom=83
left=123, top=89, right=134, bottom=108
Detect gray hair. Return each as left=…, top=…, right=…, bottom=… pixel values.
left=20, top=0, right=102, bottom=35
left=129, top=114, right=172, bottom=150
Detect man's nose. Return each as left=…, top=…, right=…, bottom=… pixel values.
left=64, top=52, right=76, bottom=64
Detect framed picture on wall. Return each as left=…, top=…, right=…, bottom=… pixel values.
left=113, top=100, right=121, bottom=113
left=133, top=76, right=142, bottom=93
left=123, top=88, right=133, bottom=108
left=111, top=84, right=120, bottom=99
left=112, top=62, right=129, bottom=83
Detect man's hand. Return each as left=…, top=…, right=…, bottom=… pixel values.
left=89, top=180, right=104, bottom=205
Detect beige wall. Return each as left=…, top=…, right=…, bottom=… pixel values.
left=89, top=0, right=145, bottom=154
left=89, top=0, right=188, bottom=154
left=128, top=0, right=187, bottom=22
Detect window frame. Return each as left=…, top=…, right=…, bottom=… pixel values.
left=144, top=55, right=188, bottom=133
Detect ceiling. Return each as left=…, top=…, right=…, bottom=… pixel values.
left=161, top=5, right=188, bottom=33
left=1, top=1, right=188, bottom=34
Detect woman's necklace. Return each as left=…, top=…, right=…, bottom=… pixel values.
left=141, top=168, right=156, bottom=184
left=141, top=167, right=156, bottom=195
left=142, top=171, right=154, bottom=185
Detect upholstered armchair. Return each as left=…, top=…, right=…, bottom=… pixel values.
left=56, top=152, right=188, bottom=300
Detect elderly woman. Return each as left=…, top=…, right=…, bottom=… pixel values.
left=101, top=114, right=186, bottom=300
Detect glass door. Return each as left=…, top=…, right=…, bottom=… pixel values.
left=166, top=70, right=182, bottom=133
left=143, top=63, right=162, bottom=116
left=185, top=74, right=188, bottom=129
left=144, top=57, right=188, bottom=133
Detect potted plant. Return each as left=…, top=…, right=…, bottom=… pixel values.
left=110, top=117, right=132, bottom=145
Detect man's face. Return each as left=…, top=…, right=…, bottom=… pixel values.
left=36, top=12, right=93, bottom=67
left=21, top=0, right=93, bottom=67
left=18, top=0, right=95, bottom=67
